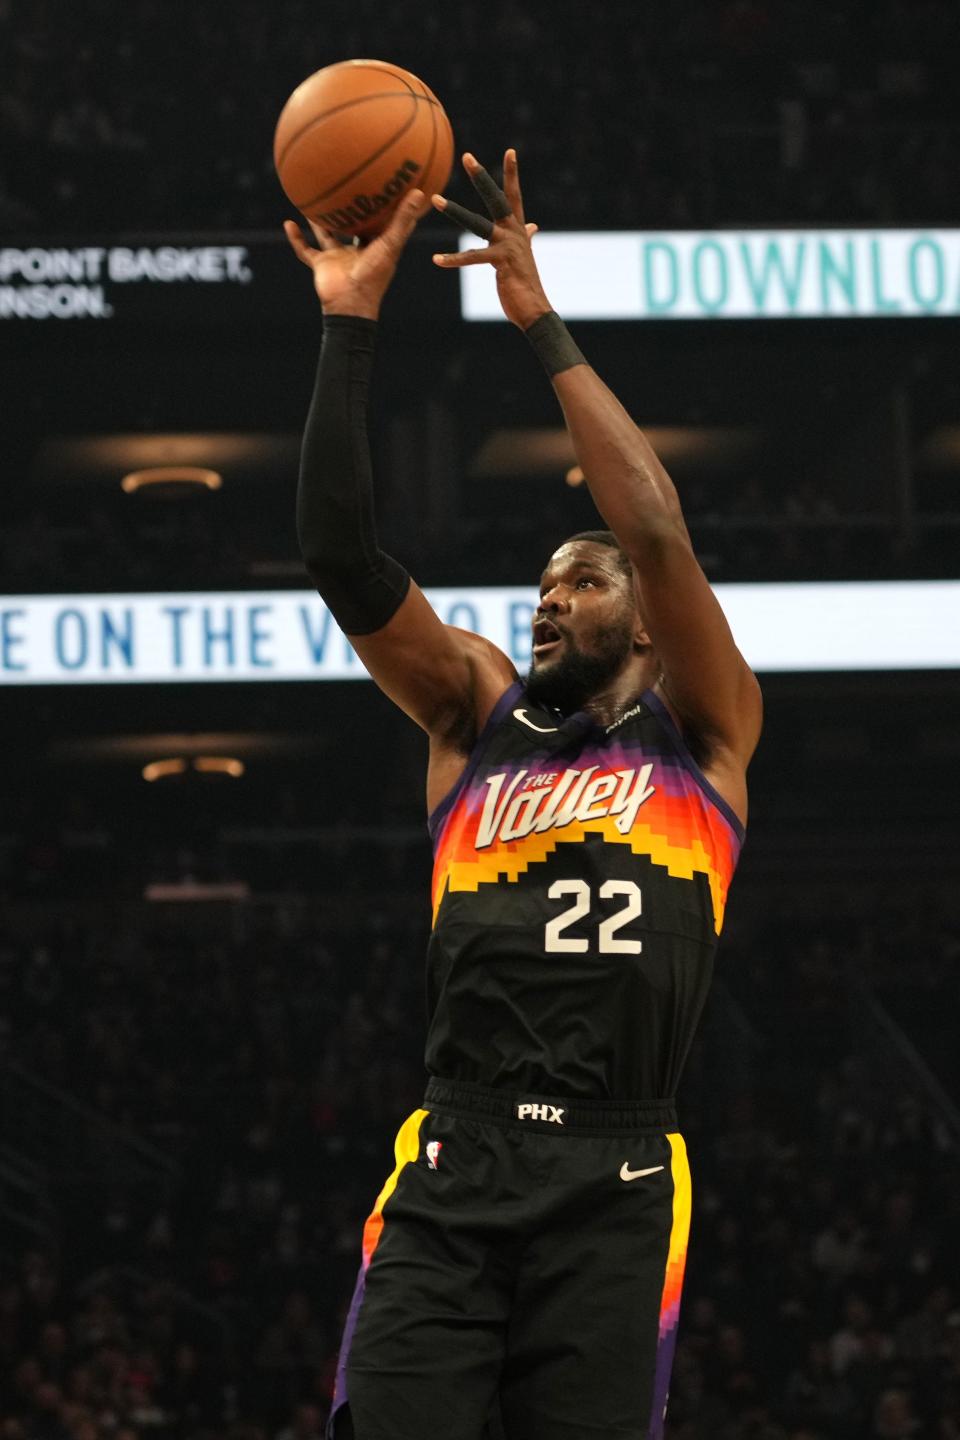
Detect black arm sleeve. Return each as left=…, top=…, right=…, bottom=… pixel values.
left=296, top=314, right=410, bottom=636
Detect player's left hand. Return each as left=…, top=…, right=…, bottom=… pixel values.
left=283, top=187, right=424, bottom=320
left=432, top=150, right=552, bottom=330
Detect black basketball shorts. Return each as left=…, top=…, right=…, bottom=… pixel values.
left=328, top=1078, right=691, bottom=1440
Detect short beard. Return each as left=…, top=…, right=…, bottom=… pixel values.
left=524, top=627, right=634, bottom=715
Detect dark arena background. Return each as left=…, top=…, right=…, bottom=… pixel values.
left=2, top=3, right=960, bottom=1437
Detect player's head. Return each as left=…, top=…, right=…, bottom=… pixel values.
left=526, top=531, right=650, bottom=712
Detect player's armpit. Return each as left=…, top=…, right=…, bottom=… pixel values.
left=630, top=522, right=762, bottom=768
left=348, top=581, right=517, bottom=738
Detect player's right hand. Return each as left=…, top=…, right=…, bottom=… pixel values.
left=283, top=188, right=424, bottom=320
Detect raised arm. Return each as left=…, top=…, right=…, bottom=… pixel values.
left=285, top=196, right=514, bottom=742
left=547, top=364, right=761, bottom=768
left=432, top=152, right=761, bottom=773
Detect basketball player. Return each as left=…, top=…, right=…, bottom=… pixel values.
left=285, top=151, right=762, bottom=1440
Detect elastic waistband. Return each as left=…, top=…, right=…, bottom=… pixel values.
left=424, top=1077, right=678, bottom=1135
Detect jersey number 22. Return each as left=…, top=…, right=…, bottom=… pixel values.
left=544, top=879, right=643, bottom=955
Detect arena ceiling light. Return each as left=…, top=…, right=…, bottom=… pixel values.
left=34, top=432, right=300, bottom=488
left=471, top=427, right=575, bottom=477
left=193, top=756, right=245, bottom=778
left=142, top=757, right=188, bottom=782
left=49, top=733, right=326, bottom=763
left=121, top=465, right=222, bottom=496
left=471, top=426, right=758, bottom=478
left=142, top=755, right=245, bottom=781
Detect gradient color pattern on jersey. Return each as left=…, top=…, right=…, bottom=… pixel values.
left=425, top=684, right=744, bottom=1100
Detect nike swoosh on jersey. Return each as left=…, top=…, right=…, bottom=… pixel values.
left=619, top=1163, right=665, bottom=1182
left=512, top=708, right=559, bottom=733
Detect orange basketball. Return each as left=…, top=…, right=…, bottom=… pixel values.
left=273, top=59, right=454, bottom=239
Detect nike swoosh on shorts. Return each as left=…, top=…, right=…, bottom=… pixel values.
left=619, top=1163, right=665, bottom=1182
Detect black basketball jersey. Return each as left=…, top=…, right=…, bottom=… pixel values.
left=425, top=681, right=744, bottom=1101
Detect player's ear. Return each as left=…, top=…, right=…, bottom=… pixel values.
left=629, top=596, right=652, bottom=649
left=628, top=567, right=651, bottom=648
left=633, top=620, right=652, bottom=650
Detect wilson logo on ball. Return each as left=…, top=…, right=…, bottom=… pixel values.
left=314, top=159, right=422, bottom=234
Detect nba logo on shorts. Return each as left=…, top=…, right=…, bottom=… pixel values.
left=426, top=1140, right=442, bottom=1170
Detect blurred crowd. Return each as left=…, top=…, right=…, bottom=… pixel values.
left=1, top=895, right=426, bottom=1438
left=0, top=476, right=954, bottom=597
left=1, top=866, right=959, bottom=1437
left=1, top=0, right=959, bottom=234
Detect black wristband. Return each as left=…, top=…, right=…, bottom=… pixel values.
left=524, top=311, right=587, bottom=377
